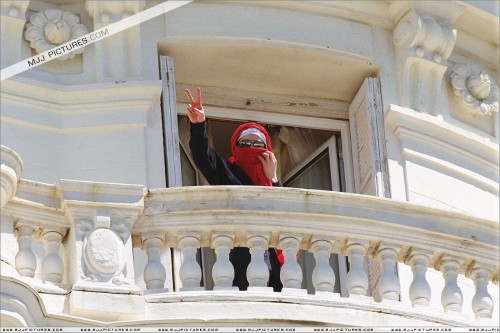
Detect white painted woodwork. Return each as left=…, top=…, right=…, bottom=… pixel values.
left=160, top=55, right=182, bottom=189
left=440, top=256, right=464, bottom=313
left=211, top=233, right=236, bottom=290
left=348, top=77, right=390, bottom=198
left=376, top=245, right=401, bottom=301
left=246, top=234, right=270, bottom=288
left=178, top=234, right=202, bottom=291
left=310, top=239, right=335, bottom=293
left=470, top=266, right=494, bottom=319
left=279, top=234, right=303, bottom=289
left=143, top=236, right=167, bottom=290
left=176, top=83, right=350, bottom=120
left=345, top=241, right=370, bottom=296
left=41, top=230, right=65, bottom=284
left=15, top=224, right=37, bottom=278
left=407, top=250, right=432, bottom=307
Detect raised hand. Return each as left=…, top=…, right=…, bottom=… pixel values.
left=185, top=87, right=206, bottom=124
left=258, top=151, right=278, bottom=183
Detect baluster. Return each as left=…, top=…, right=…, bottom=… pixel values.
left=376, top=243, right=401, bottom=301
left=15, top=224, right=37, bottom=277
left=246, top=233, right=271, bottom=289
left=41, top=229, right=65, bottom=284
left=310, top=238, right=335, bottom=293
left=345, top=240, right=369, bottom=296
left=212, top=233, right=237, bottom=290
left=142, top=234, right=167, bottom=290
left=178, top=233, right=202, bottom=291
left=279, top=234, right=303, bottom=290
left=440, top=256, right=463, bottom=313
left=406, top=249, right=432, bottom=307
left=468, top=265, right=494, bottom=319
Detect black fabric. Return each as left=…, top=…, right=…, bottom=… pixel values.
left=189, top=121, right=283, bottom=292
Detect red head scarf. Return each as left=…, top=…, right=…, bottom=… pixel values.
left=228, top=122, right=273, bottom=186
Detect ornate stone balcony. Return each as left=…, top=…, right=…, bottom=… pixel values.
left=1, top=146, right=498, bottom=327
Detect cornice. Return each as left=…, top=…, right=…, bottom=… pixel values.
left=0, top=78, right=162, bottom=133
left=385, top=104, right=499, bottom=169
left=0, top=77, right=162, bottom=114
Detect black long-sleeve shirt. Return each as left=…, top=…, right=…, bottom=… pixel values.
left=189, top=121, right=282, bottom=291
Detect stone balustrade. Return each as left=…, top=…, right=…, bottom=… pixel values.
left=1, top=150, right=498, bottom=325
left=135, top=187, right=498, bottom=323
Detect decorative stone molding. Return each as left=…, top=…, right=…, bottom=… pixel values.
left=450, top=63, right=499, bottom=116
left=0, top=146, right=23, bottom=208
left=84, top=0, right=146, bottom=81
left=57, top=179, right=146, bottom=294
left=85, top=1, right=146, bottom=23
left=24, top=8, right=88, bottom=61
left=82, top=216, right=127, bottom=283
left=392, top=9, right=458, bottom=115
left=1, top=1, right=30, bottom=19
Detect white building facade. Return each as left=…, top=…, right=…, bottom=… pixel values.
left=0, top=0, right=498, bottom=328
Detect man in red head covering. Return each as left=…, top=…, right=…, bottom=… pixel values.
left=186, top=87, right=282, bottom=291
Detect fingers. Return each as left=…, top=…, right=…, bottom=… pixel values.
left=185, top=89, right=195, bottom=104
left=196, top=87, right=202, bottom=104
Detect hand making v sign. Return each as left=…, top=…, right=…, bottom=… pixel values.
left=185, top=87, right=206, bottom=124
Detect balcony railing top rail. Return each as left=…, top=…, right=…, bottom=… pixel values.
left=137, top=185, right=499, bottom=274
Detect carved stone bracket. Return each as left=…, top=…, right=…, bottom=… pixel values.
left=393, top=9, right=457, bottom=115
left=24, top=8, right=88, bottom=61
left=450, top=63, right=499, bottom=116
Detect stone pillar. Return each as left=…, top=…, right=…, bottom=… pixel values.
left=178, top=233, right=203, bottom=291
left=41, top=228, right=66, bottom=284
left=142, top=233, right=167, bottom=291
left=345, top=240, right=369, bottom=296
left=440, top=255, right=463, bottom=313
left=376, top=243, right=401, bottom=301
left=468, top=264, right=494, bottom=319
left=14, top=221, right=38, bottom=278
left=246, top=233, right=271, bottom=290
left=406, top=249, right=432, bottom=307
left=211, top=233, right=237, bottom=290
left=279, top=233, right=303, bottom=290
left=310, top=238, right=335, bottom=293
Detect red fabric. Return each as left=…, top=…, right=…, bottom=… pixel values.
left=276, top=250, right=300, bottom=267
left=229, top=122, right=273, bottom=187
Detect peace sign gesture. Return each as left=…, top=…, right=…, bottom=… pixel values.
left=185, top=87, right=205, bottom=124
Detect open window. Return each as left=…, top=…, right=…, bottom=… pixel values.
left=159, top=56, right=388, bottom=296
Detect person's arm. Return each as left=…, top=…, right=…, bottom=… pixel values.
left=186, top=88, right=241, bottom=185
left=189, top=121, right=240, bottom=185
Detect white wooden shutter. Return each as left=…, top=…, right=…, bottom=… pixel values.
left=348, top=77, right=391, bottom=301
left=160, top=55, right=183, bottom=291
left=348, top=77, right=390, bottom=198
left=161, top=55, right=182, bottom=188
